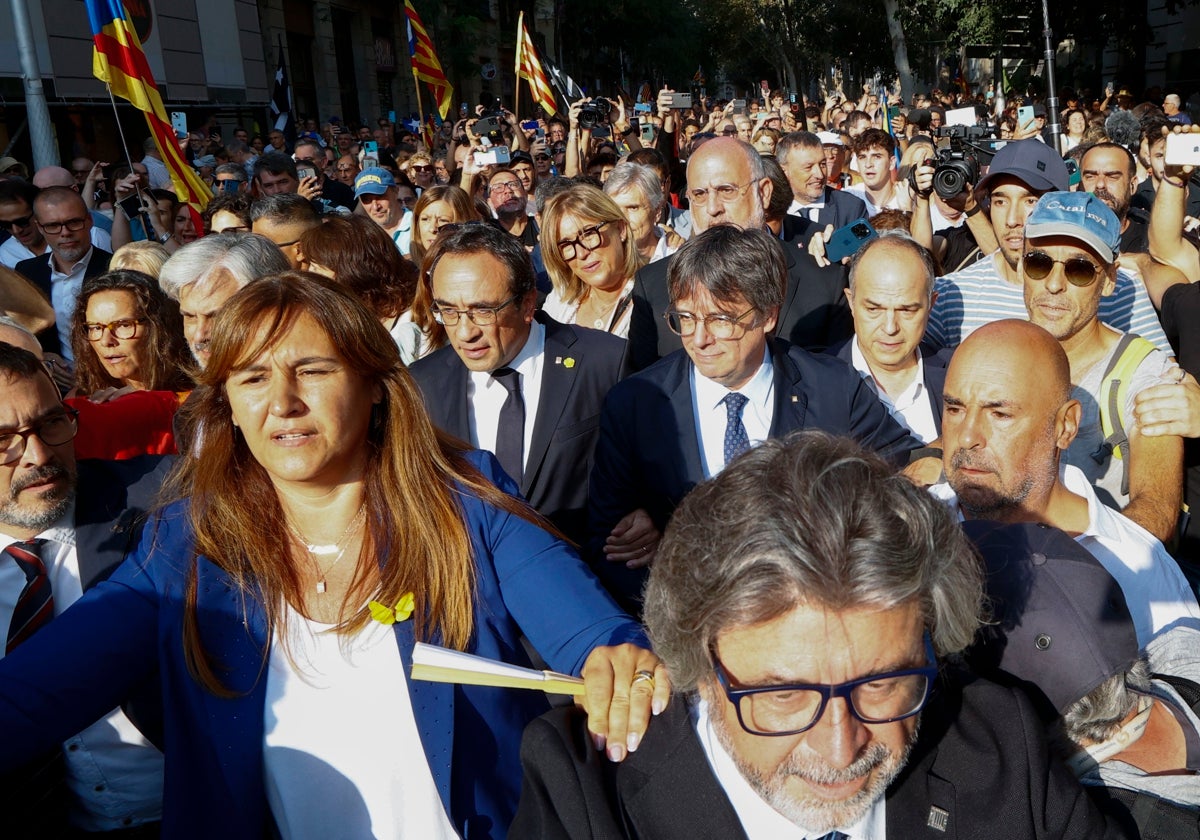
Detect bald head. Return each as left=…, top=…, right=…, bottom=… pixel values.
left=941, top=320, right=1078, bottom=521
left=685, top=137, right=769, bottom=233
left=32, top=166, right=75, bottom=189
left=0, top=317, right=41, bottom=356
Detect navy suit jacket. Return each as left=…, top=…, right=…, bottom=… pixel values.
left=0, top=452, right=644, bottom=839
left=792, top=184, right=870, bottom=230
left=512, top=673, right=1130, bottom=839
left=16, top=248, right=113, bottom=357
left=409, top=315, right=629, bottom=542
left=587, top=338, right=918, bottom=607
left=627, top=232, right=853, bottom=372
left=829, top=338, right=950, bottom=438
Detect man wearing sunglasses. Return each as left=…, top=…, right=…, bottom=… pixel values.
left=516, top=432, right=1124, bottom=839
left=0, top=341, right=170, bottom=834
left=926, top=140, right=1168, bottom=355
left=1019, top=192, right=1183, bottom=544
left=15, top=188, right=112, bottom=361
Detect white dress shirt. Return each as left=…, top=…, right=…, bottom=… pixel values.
left=692, top=695, right=886, bottom=840
left=47, top=247, right=98, bottom=362
left=692, top=348, right=775, bottom=478
left=787, top=199, right=825, bottom=224
left=850, top=340, right=938, bottom=444
left=0, top=511, right=164, bottom=830
left=467, top=319, right=545, bottom=473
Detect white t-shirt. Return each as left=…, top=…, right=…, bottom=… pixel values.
left=263, top=606, right=459, bottom=839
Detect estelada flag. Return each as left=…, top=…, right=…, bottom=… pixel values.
left=514, top=12, right=557, bottom=116
left=86, top=0, right=210, bottom=230
left=404, top=0, right=453, bottom=121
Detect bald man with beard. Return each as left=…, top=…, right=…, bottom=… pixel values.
left=931, top=319, right=1199, bottom=649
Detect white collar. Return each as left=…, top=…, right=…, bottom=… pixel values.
left=692, top=346, right=774, bottom=413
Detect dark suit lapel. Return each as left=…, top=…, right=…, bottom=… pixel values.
left=617, top=703, right=748, bottom=839
left=886, top=761, right=958, bottom=838
left=429, top=353, right=472, bottom=442
left=667, top=358, right=705, bottom=485
left=769, top=342, right=809, bottom=435
left=524, top=322, right=578, bottom=497
left=776, top=240, right=803, bottom=341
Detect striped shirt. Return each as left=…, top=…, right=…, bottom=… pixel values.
left=927, top=251, right=1170, bottom=353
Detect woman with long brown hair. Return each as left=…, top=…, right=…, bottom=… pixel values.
left=300, top=215, right=423, bottom=364
left=408, top=185, right=481, bottom=357
left=69, top=269, right=191, bottom=396
left=0, top=272, right=665, bottom=838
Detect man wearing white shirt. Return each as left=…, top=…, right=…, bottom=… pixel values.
left=409, top=224, right=627, bottom=544
left=0, top=342, right=166, bottom=834
left=516, top=432, right=1123, bottom=839
left=842, top=130, right=905, bottom=218
left=777, top=131, right=868, bottom=228
left=934, top=319, right=1199, bottom=647
left=833, top=234, right=945, bottom=444
left=588, top=226, right=916, bottom=610
left=0, top=180, right=111, bottom=270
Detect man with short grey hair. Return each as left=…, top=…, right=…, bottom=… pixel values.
left=159, top=232, right=289, bottom=366
left=588, top=226, right=915, bottom=609
left=517, top=432, right=1125, bottom=838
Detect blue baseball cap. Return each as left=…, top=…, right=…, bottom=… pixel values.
left=976, top=139, right=1069, bottom=194
left=1025, top=191, right=1121, bottom=263
left=354, top=167, right=396, bottom=199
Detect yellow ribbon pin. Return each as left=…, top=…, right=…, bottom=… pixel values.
left=368, top=591, right=416, bottom=625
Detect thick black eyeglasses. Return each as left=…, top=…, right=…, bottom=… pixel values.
left=0, top=215, right=33, bottom=231
left=664, top=307, right=757, bottom=340
left=1022, top=250, right=1104, bottom=287
left=432, top=293, right=520, bottom=326
left=0, top=409, right=79, bottom=466
left=713, top=633, right=937, bottom=736
left=38, top=217, right=88, bottom=235
left=557, top=221, right=610, bottom=261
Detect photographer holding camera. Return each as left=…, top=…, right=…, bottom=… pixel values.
left=564, top=95, right=642, bottom=179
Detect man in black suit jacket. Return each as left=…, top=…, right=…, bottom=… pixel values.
left=409, top=223, right=626, bottom=542
left=16, top=187, right=113, bottom=358
left=627, top=136, right=853, bottom=373
left=829, top=233, right=950, bottom=444
left=515, top=433, right=1127, bottom=839
left=588, top=227, right=916, bottom=609
left=778, top=131, right=870, bottom=229
left=0, top=341, right=168, bottom=834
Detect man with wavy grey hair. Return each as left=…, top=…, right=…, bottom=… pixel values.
left=516, top=431, right=1126, bottom=839
left=158, top=232, right=288, bottom=366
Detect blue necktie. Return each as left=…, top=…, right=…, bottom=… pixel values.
left=722, top=392, right=751, bottom=465
left=814, top=833, right=849, bottom=840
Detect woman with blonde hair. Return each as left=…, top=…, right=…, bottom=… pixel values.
left=110, top=241, right=170, bottom=278
left=539, top=184, right=642, bottom=337
left=0, top=273, right=666, bottom=837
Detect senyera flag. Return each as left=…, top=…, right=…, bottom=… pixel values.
left=404, top=0, right=453, bottom=121
left=515, top=12, right=557, bottom=117
left=86, top=0, right=210, bottom=231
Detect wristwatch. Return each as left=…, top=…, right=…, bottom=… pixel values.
left=159, top=232, right=172, bottom=243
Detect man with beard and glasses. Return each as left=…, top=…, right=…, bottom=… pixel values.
left=932, top=318, right=1198, bottom=648
left=0, top=342, right=171, bottom=834
left=514, top=431, right=1128, bottom=839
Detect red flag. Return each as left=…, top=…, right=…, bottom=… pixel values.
left=405, top=0, right=453, bottom=120
left=514, top=12, right=557, bottom=116
left=86, top=0, right=210, bottom=231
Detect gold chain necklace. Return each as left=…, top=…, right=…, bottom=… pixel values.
left=286, top=503, right=367, bottom=594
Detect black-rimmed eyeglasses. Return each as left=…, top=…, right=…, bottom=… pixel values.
left=432, top=293, right=520, bottom=327
left=712, top=634, right=937, bottom=736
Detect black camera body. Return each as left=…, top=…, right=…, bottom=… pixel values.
left=931, top=148, right=980, bottom=199
left=578, top=98, right=612, bottom=130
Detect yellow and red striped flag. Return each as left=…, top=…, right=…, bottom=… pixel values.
left=404, top=0, right=453, bottom=121
left=515, top=12, right=557, bottom=117
left=86, top=0, right=210, bottom=230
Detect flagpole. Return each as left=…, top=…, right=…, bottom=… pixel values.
left=514, top=12, right=524, bottom=118
left=104, top=85, right=139, bottom=175
left=411, top=66, right=426, bottom=150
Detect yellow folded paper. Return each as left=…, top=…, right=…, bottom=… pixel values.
left=411, top=642, right=586, bottom=696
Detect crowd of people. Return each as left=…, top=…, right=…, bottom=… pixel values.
left=0, top=75, right=1197, bottom=838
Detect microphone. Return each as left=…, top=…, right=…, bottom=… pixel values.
left=1105, top=110, right=1141, bottom=153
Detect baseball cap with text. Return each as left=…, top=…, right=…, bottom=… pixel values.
left=1025, top=191, right=1121, bottom=264
left=354, top=167, right=396, bottom=199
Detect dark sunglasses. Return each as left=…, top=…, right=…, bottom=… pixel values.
left=1023, top=250, right=1104, bottom=287
left=0, top=215, right=33, bottom=231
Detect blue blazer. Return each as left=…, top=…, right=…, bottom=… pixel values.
left=0, top=451, right=645, bottom=839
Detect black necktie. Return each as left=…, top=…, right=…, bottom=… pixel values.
left=5, top=539, right=53, bottom=654
left=492, top=367, right=525, bottom=484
